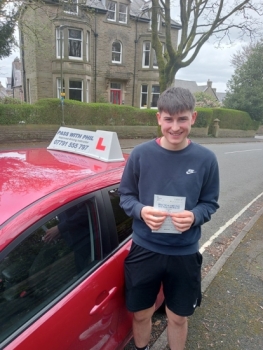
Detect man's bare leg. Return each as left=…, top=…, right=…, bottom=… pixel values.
left=166, top=306, right=188, bottom=350
left=133, top=305, right=155, bottom=348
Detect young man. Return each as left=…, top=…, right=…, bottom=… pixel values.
left=119, top=87, right=220, bottom=350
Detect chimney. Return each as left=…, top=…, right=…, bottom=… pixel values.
left=207, top=79, right=212, bottom=88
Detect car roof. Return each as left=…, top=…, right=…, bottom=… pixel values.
left=0, top=148, right=127, bottom=226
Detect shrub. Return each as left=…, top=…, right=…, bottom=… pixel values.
left=194, top=92, right=221, bottom=108
left=211, top=108, right=259, bottom=131
left=0, top=96, right=23, bottom=105
left=195, top=108, right=213, bottom=128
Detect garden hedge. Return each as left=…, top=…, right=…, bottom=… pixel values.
left=0, top=98, right=258, bottom=131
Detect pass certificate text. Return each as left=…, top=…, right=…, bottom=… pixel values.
left=153, top=194, right=186, bottom=234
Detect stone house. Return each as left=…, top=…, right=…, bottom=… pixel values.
left=0, top=81, right=9, bottom=98
left=174, top=78, right=226, bottom=104
left=11, top=57, right=24, bottom=101
left=19, top=0, right=180, bottom=108
left=0, top=59, right=24, bottom=100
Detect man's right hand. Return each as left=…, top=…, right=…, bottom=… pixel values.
left=140, top=206, right=167, bottom=231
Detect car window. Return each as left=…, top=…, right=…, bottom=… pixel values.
left=0, top=197, right=101, bottom=344
left=108, top=188, right=133, bottom=243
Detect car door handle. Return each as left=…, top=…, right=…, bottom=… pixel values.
left=89, top=287, right=118, bottom=315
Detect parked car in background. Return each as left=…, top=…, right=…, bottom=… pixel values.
left=0, top=141, right=164, bottom=350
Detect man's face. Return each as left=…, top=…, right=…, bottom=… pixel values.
left=157, top=110, right=197, bottom=151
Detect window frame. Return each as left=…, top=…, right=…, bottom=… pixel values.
left=142, top=41, right=151, bottom=68
left=149, top=11, right=160, bottom=31
left=151, top=84, right=160, bottom=109
left=57, top=78, right=65, bottom=99
left=107, top=1, right=117, bottom=21
left=56, top=27, right=64, bottom=59
left=118, top=3, right=128, bottom=24
left=112, top=41, right=122, bottom=64
left=69, top=80, right=83, bottom=101
left=140, top=84, right=148, bottom=108
left=101, top=185, right=132, bottom=247
left=86, top=79, right=90, bottom=103
left=86, top=31, right=90, bottom=62
left=63, top=0, right=78, bottom=15
left=153, top=49, right=158, bottom=69
left=0, top=190, right=108, bottom=347
left=68, top=28, right=83, bottom=60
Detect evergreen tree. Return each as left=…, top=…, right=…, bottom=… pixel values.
left=224, top=41, right=263, bottom=122
left=0, top=1, right=18, bottom=59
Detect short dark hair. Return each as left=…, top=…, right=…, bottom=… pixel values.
left=157, top=87, right=196, bottom=114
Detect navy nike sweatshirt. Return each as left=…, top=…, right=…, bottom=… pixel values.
left=119, top=140, right=220, bottom=255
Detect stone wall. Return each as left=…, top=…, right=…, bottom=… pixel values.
left=0, top=124, right=207, bottom=143
left=0, top=124, right=258, bottom=144
left=216, top=129, right=256, bottom=138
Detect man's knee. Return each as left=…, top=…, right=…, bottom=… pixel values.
left=166, top=306, right=187, bottom=327
left=134, top=305, right=155, bottom=323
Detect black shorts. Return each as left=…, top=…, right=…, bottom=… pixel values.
left=125, top=242, right=203, bottom=317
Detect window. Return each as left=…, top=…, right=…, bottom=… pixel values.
left=107, top=188, right=132, bottom=243
left=69, top=80, right=83, bottom=101
left=57, top=78, right=65, bottom=98
left=119, top=3, right=127, bottom=23
left=149, top=12, right=160, bottom=31
left=153, top=49, right=158, bottom=68
left=142, top=42, right=165, bottom=69
left=68, top=29, right=82, bottom=59
left=107, top=1, right=116, bottom=21
left=142, top=41, right=151, bottom=68
left=64, top=0, right=78, bottom=15
left=140, top=85, right=148, bottom=108
left=151, top=85, right=160, bottom=108
left=56, top=28, right=64, bottom=59
left=0, top=198, right=101, bottom=343
left=86, top=31, right=90, bottom=61
left=112, top=41, right=122, bottom=63
left=86, top=80, right=90, bottom=103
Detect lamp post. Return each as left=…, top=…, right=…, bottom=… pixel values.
left=59, top=25, right=66, bottom=126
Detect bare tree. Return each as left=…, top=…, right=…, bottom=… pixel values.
left=151, top=0, right=262, bottom=92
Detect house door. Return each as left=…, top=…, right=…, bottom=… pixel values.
left=110, top=83, right=121, bottom=104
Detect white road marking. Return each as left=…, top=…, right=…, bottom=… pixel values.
left=225, top=149, right=262, bottom=154
left=200, top=191, right=263, bottom=254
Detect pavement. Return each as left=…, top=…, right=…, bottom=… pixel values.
left=1, top=136, right=263, bottom=349
left=152, top=207, right=263, bottom=350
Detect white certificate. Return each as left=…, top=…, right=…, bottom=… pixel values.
left=152, top=194, right=186, bottom=234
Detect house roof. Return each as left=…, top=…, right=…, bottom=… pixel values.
left=216, top=92, right=226, bottom=103
left=174, top=79, right=225, bottom=102
left=174, top=79, right=205, bottom=93
left=85, top=0, right=181, bottom=27
left=0, top=82, right=8, bottom=97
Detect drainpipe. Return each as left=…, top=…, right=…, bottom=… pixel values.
left=132, top=17, right=138, bottom=107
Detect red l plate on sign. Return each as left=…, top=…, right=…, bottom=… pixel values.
left=96, top=137, right=106, bottom=151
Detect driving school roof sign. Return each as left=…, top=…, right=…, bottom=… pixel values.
left=47, top=127, right=125, bottom=162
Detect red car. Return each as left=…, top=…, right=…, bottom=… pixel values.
left=0, top=139, right=163, bottom=349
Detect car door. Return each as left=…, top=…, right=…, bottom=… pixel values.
left=0, top=188, right=133, bottom=350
